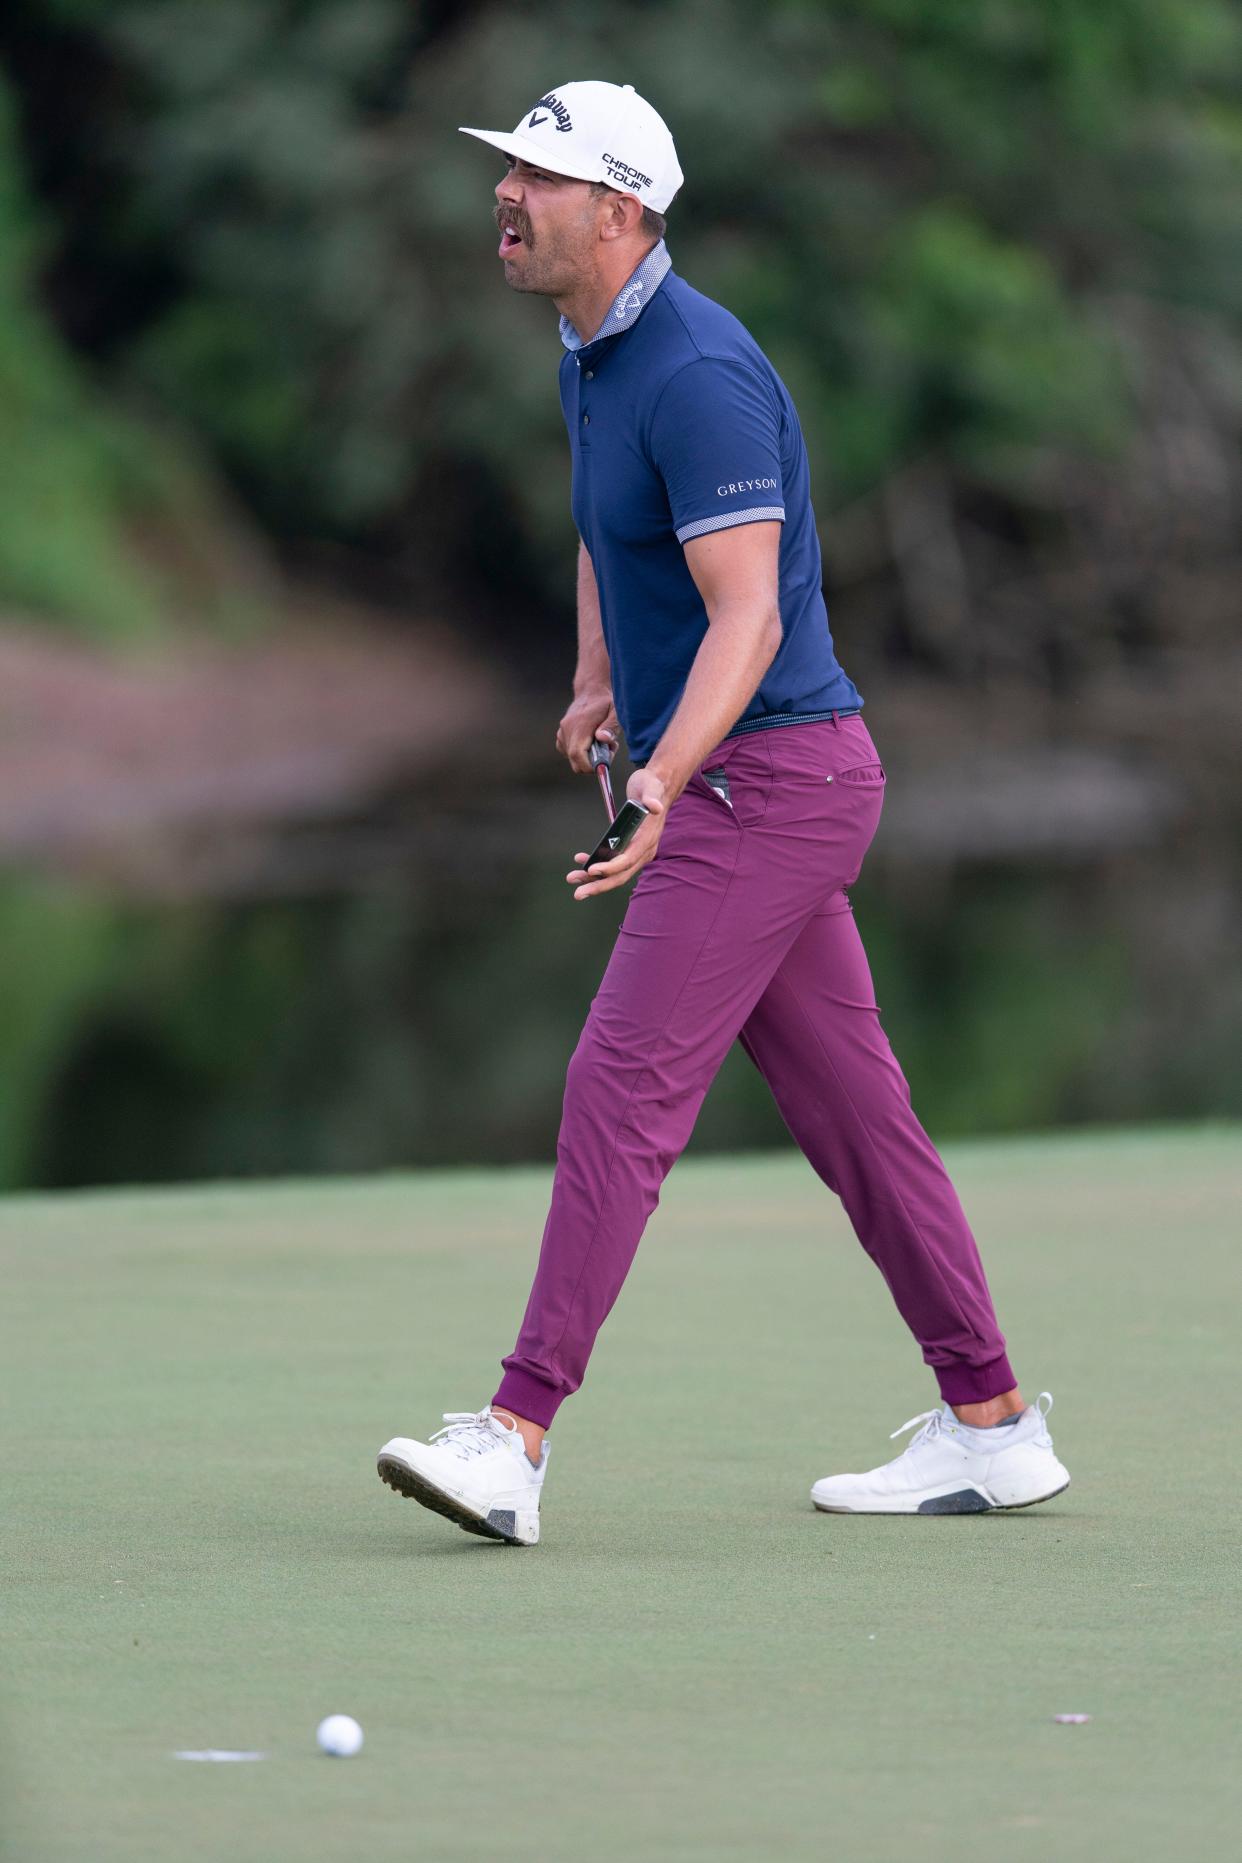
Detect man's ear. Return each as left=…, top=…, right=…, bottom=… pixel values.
left=598, top=192, right=645, bottom=243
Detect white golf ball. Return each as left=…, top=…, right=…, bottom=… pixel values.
left=316, top=1714, right=364, bottom=1758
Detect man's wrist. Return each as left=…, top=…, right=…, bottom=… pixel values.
left=643, top=755, right=686, bottom=802
left=572, top=677, right=612, bottom=702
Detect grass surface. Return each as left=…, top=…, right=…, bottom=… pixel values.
left=3, top=1125, right=1239, bottom=1861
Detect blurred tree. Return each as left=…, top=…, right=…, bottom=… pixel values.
left=2, top=1, right=1241, bottom=1187
left=3, top=0, right=1241, bottom=662
left=0, top=77, right=167, bottom=637
left=0, top=62, right=277, bottom=640
left=0, top=11, right=1217, bottom=575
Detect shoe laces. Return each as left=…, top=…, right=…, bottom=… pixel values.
left=889, top=1391, right=1055, bottom=1453
left=430, top=1407, right=513, bottom=1459
left=889, top=1408, right=946, bottom=1454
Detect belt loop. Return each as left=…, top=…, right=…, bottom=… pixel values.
left=830, top=709, right=840, bottom=728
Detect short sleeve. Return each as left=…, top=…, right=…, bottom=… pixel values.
left=648, top=358, right=785, bottom=544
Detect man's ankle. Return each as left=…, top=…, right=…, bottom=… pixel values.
left=951, top=1388, right=1025, bottom=1429
left=492, top=1407, right=545, bottom=1467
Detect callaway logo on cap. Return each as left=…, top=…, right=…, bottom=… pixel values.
left=459, top=81, right=684, bottom=214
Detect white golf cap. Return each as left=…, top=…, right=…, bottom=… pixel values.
left=459, top=81, right=684, bottom=214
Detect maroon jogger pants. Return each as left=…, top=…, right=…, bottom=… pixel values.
left=493, top=715, right=1015, bottom=1428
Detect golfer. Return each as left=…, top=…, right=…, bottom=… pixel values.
left=378, top=82, right=1069, bottom=1543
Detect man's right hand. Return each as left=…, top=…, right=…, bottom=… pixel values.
left=556, top=691, right=620, bottom=773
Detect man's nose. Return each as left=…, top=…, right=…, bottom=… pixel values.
left=495, top=174, right=521, bottom=204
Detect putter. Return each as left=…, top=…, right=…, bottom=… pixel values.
left=584, top=738, right=649, bottom=870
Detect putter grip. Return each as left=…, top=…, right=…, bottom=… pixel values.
left=588, top=741, right=614, bottom=769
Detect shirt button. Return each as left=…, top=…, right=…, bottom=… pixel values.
left=584, top=370, right=594, bottom=380
left=582, top=413, right=590, bottom=425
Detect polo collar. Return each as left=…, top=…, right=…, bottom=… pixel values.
left=559, top=240, right=672, bottom=352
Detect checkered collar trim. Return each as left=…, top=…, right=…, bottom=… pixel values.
left=559, top=241, right=671, bottom=352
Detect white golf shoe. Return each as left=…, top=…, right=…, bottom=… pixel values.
left=377, top=1406, right=547, bottom=1545
left=811, top=1392, right=1070, bottom=1515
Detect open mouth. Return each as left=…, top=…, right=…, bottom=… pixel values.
left=495, top=207, right=530, bottom=258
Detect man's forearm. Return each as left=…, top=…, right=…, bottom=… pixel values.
left=645, top=605, right=782, bottom=803
left=573, top=542, right=612, bottom=697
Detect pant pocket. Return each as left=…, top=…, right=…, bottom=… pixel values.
left=702, top=768, right=733, bottom=809
left=835, top=762, right=886, bottom=785
left=693, top=735, right=771, bottom=826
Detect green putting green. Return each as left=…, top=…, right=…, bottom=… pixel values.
left=3, top=1125, right=1239, bottom=1861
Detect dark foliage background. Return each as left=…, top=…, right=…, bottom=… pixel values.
left=1, top=0, right=1239, bottom=1188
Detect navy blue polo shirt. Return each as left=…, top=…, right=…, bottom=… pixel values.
left=559, top=241, right=862, bottom=766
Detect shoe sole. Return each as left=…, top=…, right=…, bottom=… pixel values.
left=376, top=1454, right=533, bottom=1545
left=813, top=1476, right=1071, bottom=1516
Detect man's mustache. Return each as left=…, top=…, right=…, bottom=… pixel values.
left=493, top=205, right=533, bottom=244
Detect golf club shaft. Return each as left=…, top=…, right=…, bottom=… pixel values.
left=589, top=741, right=617, bottom=820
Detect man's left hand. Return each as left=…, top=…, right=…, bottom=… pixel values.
left=566, top=768, right=668, bottom=900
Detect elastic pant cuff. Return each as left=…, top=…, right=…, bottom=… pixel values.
left=935, top=1352, right=1018, bottom=1407
left=492, top=1365, right=564, bottom=1431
